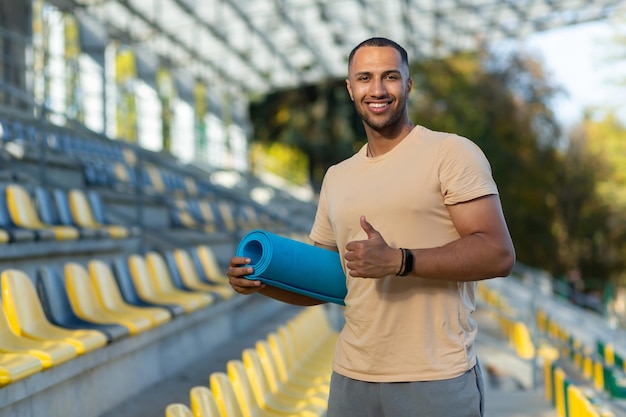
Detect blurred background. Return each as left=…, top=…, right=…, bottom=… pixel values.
left=1, top=1, right=626, bottom=415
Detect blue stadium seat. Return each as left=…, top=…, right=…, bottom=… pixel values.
left=35, top=266, right=129, bottom=344
left=87, top=191, right=141, bottom=236
left=111, top=257, right=185, bottom=317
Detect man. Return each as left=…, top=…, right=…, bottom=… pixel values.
left=227, top=37, right=515, bottom=417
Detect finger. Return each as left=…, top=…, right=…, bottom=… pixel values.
left=360, top=215, right=380, bottom=239
left=229, top=256, right=251, bottom=267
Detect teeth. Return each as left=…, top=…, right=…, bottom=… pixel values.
left=369, top=103, right=387, bottom=108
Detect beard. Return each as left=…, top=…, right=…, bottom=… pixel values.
left=356, top=95, right=408, bottom=132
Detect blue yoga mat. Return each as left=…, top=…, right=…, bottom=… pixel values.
left=236, top=230, right=347, bottom=305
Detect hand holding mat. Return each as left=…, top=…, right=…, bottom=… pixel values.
left=236, top=230, right=347, bottom=305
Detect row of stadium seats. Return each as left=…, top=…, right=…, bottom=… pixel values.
left=0, top=183, right=136, bottom=244
left=0, top=245, right=233, bottom=386
left=164, top=304, right=337, bottom=417
left=479, top=281, right=617, bottom=417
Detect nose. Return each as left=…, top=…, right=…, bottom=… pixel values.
left=368, top=77, right=386, bottom=97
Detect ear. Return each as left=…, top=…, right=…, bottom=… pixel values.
left=346, top=78, right=354, bottom=101
left=406, top=77, right=413, bottom=94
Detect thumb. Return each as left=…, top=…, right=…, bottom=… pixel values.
left=360, top=215, right=380, bottom=239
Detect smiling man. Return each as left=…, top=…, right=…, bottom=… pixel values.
left=227, top=37, right=515, bottom=417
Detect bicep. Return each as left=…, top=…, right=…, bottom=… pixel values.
left=448, top=194, right=510, bottom=240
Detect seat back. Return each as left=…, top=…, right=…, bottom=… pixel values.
left=127, top=254, right=162, bottom=300
left=5, top=184, right=44, bottom=228
left=145, top=251, right=178, bottom=293
left=241, top=348, right=275, bottom=409
left=190, top=386, right=222, bottom=417
left=194, top=245, right=228, bottom=284
left=86, top=190, right=107, bottom=224
left=209, top=372, right=246, bottom=417
left=172, top=249, right=203, bottom=289
left=67, top=189, right=98, bottom=228
left=33, top=187, right=60, bottom=225
left=0, top=186, right=16, bottom=228
left=52, top=189, right=75, bottom=226
left=216, top=201, right=237, bottom=232
left=254, top=340, right=283, bottom=393
left=165, top=403, right=193, bottom=417
left=64, top=262, right=107, bottom=318
left=88, top=259, right=130, bottom=311
left=226, top=360, right=262, bottom=417
left=1, top=269, right=51, bottom=336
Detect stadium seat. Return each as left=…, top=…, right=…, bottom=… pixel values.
left=170, top=204, right=215, bottom=233
left=0, top=352, right=43, bottom=386
left=165, top=403, right=193, bottom=417
left=1, top=269, right=107, bottom=354
left=0, top=228, right=8, bottom=243
left=189, top=386, right=222, bottom=417
left=254, top=339, right=329, bottom=401
left=215, top=201, right=237, bottom=232
left=167, top=249, right=234, bottom=300
left=36, top=266, right=129, bottom=343
left=87, top=259, right=171, bottom=327
left=34, top=187, right=102, bottom=239
left=127, top=254, right=210, bottom=314
left=242, top=348, right=328, bottom=412
left=193, top=245, right=231, bottom=286
left=226, top=359, right=321, bottom=417
left=64, top=262, right=153, bottom=334
left=112, top=257, right=185, bottom=317
left=87, top=191, right=141, bottom=236
left=144, top=252, right=214, bottom=310
left=0, top=301, right=77, bottom=369
left=67, top=189, right=129, bottom=239
left=5, top=184, right=79, bottom=240
left=0, top=189, right=36, bottom=243
left=209, top=372, right=247, bottom=417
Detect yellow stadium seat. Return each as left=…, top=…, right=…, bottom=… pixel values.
left=5, top=184, right=79, bottom=240
left=165, top=403, right=194, bottom=417
left=242, top=348, right=327, bottom=410
left=209, top=372, right=247, bottom=417
left=145, top=252, right=214, bottom=310
left=189, top=386, right=222, bottom=417
left=127, top=254, right=210, bottom=314
left=226, top=359, right=321, bottom=417
left=64, top=262, right=153, bottom=334
left=216, top=201, right=237, bottom=232
left=88, top=259, right=172, bottom=327
left=0, top=352, right=43, bottom=386
left=0, top=228, right=8, bottom=243
left=172, top=249, right=234, bottom=300
left=1, top=269, right=107, bottom=354
left=258, top=336, right=329, bottom=398
left=67, top=188, right=129, bottom=238
left=0, top=301, right=77, bottom=369
left=194, top=245, right=230, bottom=286
left=255, top=339, right=328, bottom=400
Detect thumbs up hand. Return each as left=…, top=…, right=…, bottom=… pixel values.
left=345, top=216, right=402, bottom=278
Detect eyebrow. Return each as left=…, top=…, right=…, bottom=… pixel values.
left=353, top=69, right=402, bottom=77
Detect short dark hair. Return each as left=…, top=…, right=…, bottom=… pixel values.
left=348, top=37, right=409, bottom=68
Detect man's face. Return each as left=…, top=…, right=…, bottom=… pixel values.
left=346, top=46, right=412, bottom=132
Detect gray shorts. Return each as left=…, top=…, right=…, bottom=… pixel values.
left=327, top=363, right=484, bottom=417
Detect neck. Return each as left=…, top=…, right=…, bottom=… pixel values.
left=366, top=121, right=415, bottom=158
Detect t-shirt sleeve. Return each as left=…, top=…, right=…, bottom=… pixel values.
left=309, top=168, right=337, bottom=246
left=439, top=134, right=499, bottom=205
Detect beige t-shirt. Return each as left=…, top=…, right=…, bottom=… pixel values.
left=309, top=125, right=499, bottom=382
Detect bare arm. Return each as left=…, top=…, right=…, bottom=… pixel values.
left=345, top=195, right=515, bottom=281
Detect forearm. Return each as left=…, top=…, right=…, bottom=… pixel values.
left=405, top=232, right=515, bottom=281
left=259, top=285, right=326, bottom=306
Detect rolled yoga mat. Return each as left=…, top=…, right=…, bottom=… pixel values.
left=236, top=230, right=347, bottom=305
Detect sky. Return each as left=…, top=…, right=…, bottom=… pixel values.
left=520, top=20, right=625, bottom=128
